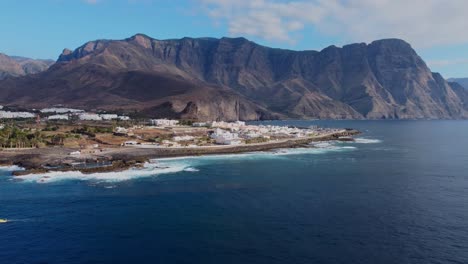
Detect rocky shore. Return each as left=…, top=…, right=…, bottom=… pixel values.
left=1, top=129, right=360, bottom=176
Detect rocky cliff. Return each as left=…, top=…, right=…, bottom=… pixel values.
left=0, top=34, right=466, bottom=120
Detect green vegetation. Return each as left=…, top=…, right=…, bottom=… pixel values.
left=43, top=125, right=59, bottom=131
left=0, top=125, right=46, bottom=148
left=0, top=124, right=84, bottom=148
left=179, top=119, right=194, bottom=126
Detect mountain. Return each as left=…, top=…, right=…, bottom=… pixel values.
left=0, top=53, right=54, bottom=80
left=448, top=78, right=468, bottom=89
left=0, top=34, right=466, bottom=120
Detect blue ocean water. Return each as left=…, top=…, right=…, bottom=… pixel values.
left=1, top=120, right=468, bottom=264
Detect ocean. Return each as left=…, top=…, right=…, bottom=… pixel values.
left=1, top=120, right=467, bottom=264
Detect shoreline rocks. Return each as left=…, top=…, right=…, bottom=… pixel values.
left=6, top=129, right=360, bottom=176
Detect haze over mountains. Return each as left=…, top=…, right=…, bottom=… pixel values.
left=448, top=78, right=468, bottom=89
left=0, top=53, right=54, bottom=80
left=0, top=34, right=467, bottom=121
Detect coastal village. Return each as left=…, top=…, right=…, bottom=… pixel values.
left=0, top=106, right=345, bottom=150
left=0, top=106, right=358, bottom=175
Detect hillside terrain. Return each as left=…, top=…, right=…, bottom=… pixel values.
left=0, top=34, right=467, bottom=120
left=0, top=53, right=54, bottom=80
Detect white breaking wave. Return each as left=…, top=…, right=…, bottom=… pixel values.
left=183, top=167, right=200, bottom=172
left=0, top=165, right=25, bottom=172
left=353, top=138, right=382, bottom=144
left=13, top=142, right=357, bottom=184
left=313, top=142, right=334, bottom=148
left=157, top=143, right=356, bottom=163
left=15, top=161, right=189, bottom=184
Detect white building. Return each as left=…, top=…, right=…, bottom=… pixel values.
left=210, top=128, right=242, bottom=145
left=173, top=135, right=195, bottom=141
left=114, top=127, right=128, bottom=134
left=48, top=114, right=69, bottom=120
left=0, top=111, right=36, bottom=119
left=244, top=132, right=262, bottom=139
left=150, top=119, right=179, bottom=127
left=192, top=122, right=208, bottom=127
left=100, top=114, right=119, bottom=120
left=118, top=116, right=130, bottom=121
left=41, top=108, right=84, bottom=114
left=78, top=113, right=102, bottom=121
left=211, top=121, right=246, bottom=131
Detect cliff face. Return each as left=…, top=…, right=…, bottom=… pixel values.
left=0, top=53, right=54, bottom=80
left=0, top=34, right=466, bottom=120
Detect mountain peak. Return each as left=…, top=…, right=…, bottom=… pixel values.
left=61, top=48, right=73, bottom=56
left=128, top=33, right=152, bottom=41
left=369, top=38, right=413, bottom=51
left=128, top=33, right=153, bottom=49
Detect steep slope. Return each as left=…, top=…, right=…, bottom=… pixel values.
left=0, top=63, right=276, bottom=121
left=448, top=78, right=468, bottom=89
left=448, top=82, right=468, bottom=111
left=0, top=34, right=466, bottom=120
left=0, top=53, right=54, bottom=80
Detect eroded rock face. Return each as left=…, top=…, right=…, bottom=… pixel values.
left=0, top=35, right=467, bottom=120
left=0, top=53, right=54, bottom=80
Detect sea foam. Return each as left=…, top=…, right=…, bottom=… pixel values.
left=157, top=142, right=356, bottom=163
left=15, top=161, right=191, bottom=184
left=0, top=165, right=25, bottom=172
left=13, top=141, right=357, bottom=184
left=353, top=138, right=382, bottom=144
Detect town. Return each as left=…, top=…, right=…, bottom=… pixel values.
left=0, top=106, right=348, bottom=154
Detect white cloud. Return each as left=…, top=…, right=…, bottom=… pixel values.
left=198, top=0, right=468, bottom=48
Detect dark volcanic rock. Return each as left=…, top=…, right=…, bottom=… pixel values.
left=0, top=35, right=466, bottom=120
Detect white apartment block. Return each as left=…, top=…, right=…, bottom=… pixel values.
left=0, top=111, right=36, bottom=119
left=150, top=119, right=179, bottom=127
left=48, top=114, right=69, bottom=120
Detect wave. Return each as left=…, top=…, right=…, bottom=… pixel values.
left=14, top=142, right=357, bottom=184
left=15, top=161, right=189, bottom=184
left=156, top=143, right=356, bottom=165
left=353, top=138, right=382, bottom=144
left=0, top=165, right=25, bottom=172
left=183, top=167, right=199, bottom=172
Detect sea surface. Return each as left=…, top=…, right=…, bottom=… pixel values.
left=1, top=120, right=468, bottom=264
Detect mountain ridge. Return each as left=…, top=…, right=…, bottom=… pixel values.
left=0, top=53, right=54, bottom=80
left=448, top=78, right=468, bottom=89
left=0, top=34, right=467, bottom=120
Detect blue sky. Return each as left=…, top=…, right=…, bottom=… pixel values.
left=1, top=0, right=467, bottom=78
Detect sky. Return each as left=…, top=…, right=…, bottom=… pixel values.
left=1, top=0, right=467, bottom=78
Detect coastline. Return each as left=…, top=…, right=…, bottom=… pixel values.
left=1, top=129, right=360, bottom=176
